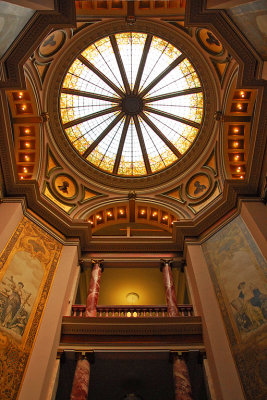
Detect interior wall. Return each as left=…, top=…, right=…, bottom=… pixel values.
left=98, top=267, right=167, bottom=305
left=18, top=244, right=78, bottom=400
left=186, top=244, right=245, bottom=400
left=0, top=211, right=64, bottom=400
left=0, top=202, right=79, bottom=400
left=187, top=204, right=267, bottom=400
left=76, top=266, right=189, bottom=306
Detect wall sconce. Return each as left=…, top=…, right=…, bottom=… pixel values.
left=126, top=292, right=139, bottom=305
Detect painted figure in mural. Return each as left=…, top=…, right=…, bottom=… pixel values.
left=0, top=276, right=31, bottom=336
left=1, top=278, right=24, bottom=328
left=231, top=282, right=266, bottom=332
left=249, top=286, right=267, bottom=320
left=8, top=308, right=28, bottom=335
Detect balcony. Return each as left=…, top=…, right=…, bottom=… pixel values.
left=71, top=304, right=194, bottom=318
left=60, top=304, right=202, bottom=348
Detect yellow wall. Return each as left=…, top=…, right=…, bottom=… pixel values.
left=98, top=267, right=166, bottom=305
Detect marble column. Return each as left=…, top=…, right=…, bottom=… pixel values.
left=173, top=354, right=193, bottom=400
left=85, top=259, right=103, bottom=317
left=161, top=259, right=179, bottom=317
left=70, top=354, right=90, bottom=400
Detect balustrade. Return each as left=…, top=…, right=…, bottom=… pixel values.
left=71, top=304, right=193, bottom=318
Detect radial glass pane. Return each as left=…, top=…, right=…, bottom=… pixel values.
left=86, top=118, right=124, bottom=173
left=65, top=113, right=118, bottom=154
left=62, top=59, right=118, bottom=97
left=118, top=118, right=146, bottom=176
left=146, top=92, right=204, bottom=124
left=115, top=32, right=147, bottom=90
left=81, top=36, right=124, bottom=91
left=144, top=58, right=201, bottom=99
left=60, top=31, right=204, bottom=176
left=139, top=36, right=181, bottom=92
left=139, top=117, right=178, bottom=172
left=60, top=93, right=114, bottom=125
left=144, top=112, right=198, bottom=154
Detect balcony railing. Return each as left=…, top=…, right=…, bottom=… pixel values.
left=71, top=304, right=194, bottom=318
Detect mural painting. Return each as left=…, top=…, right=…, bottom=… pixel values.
left=227, top=0, right=267, bottom=60
left=0, top=217, right=62, bottom=400
left=202, top=216, right=267, bottom=400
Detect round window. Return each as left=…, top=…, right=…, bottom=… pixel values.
left=59, top=32, right=204, bottom=177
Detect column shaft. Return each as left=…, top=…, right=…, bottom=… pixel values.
left=71, top=358, right=90, bottom=400
left=162, top=261, right=179, bottom=316
left=173, top=355, right=193, bottom=400
left=85, top=261, right=102, bottom=317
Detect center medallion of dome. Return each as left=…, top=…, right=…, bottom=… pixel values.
left=122, top=95, right=143, bottom=115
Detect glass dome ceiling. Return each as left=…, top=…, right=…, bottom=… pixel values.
left=60, top=32, right=204, bottom=176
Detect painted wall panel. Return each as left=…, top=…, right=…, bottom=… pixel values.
left=202, top=215, right=267, bottom=400
left=0, top=217, right=62, bottom=400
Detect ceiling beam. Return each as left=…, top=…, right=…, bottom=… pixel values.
left=61, top=87, right=120, bottom=103
left=133, top=115, right=152, bottom=174
left=139, top=54, right=185, bottom=98
left=78, top=55, right=125, bottom=98
left=110, top=34, right=131, bottom=95
left=140, top=112, right=182, bottom=158
left=143, top=87, right=202, bottom=103
left=143, top=106, right=201, bottom=129
left=133, top=34, right=153, bottom=95
left=113, top=114, right=131, bottom=174
left=63, top=106, right=120, bottom=129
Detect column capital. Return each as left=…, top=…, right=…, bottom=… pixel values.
left=169, top=350, right=186, bottom=362
left=91, top=259, right=104, bottom=272
left=77, top=351, right=95, bottom=364
left=160, top=258, right=173, bottom=271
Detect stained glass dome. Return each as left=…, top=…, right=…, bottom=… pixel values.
left=60, top=32, right=204, bottom=176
